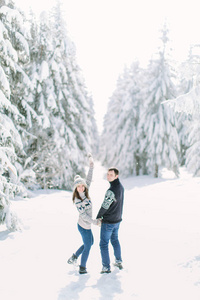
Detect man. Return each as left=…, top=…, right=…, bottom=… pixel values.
left=96, top=167, right=124, bottom=274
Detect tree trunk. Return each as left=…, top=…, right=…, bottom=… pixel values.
left=154, top=164, right=158, bottom=177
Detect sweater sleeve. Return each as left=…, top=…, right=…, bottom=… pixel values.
left=96, top=190, right=115, bottom=219
left=86, top=164, right=93, bottom=188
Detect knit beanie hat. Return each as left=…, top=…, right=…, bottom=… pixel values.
left=73, top=175, right=87, bottom=190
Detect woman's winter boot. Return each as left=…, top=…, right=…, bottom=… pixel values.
left=67, top=254, right=77, bottom=265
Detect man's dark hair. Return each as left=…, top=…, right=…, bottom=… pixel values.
left=108, top=167, right=119, bottom=176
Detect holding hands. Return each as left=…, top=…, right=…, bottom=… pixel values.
left=93, top=218, right=102, bottom=226
left=97, top=218, right=102, bottom=227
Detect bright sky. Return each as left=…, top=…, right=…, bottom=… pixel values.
left=15, top=0, right=200, bottom=133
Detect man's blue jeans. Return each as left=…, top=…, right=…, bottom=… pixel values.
left=100, top=222, right=122, bottom=269
left=75, top=224, right=94, bottom=268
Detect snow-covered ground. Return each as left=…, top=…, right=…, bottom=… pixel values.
left=1, top=162, right=200, bottom=300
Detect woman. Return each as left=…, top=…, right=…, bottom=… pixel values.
left=67, top=154, right=100, bottom=274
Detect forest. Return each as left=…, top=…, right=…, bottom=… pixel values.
left=0, top=0, right=200, bottom=229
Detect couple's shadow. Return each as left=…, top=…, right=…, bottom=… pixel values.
left=58, top=268, right=123, bottom=300
left=58, top=269, right=90, bottom=300
left=94, top=269, right=123, bottom=299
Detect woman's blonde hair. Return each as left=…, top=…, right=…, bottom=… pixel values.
left=72, top=186, right=90, bottom=202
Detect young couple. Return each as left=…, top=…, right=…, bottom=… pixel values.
left=67, top=154, right=124, bottom=274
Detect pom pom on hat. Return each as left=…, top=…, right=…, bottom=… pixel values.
left=73, top=175, right=87, bottom=190
left=74, top=175, right=81, bottom=181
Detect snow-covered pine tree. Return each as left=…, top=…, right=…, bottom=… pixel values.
left=180, top=45, right=200, bottom=174
left=23, top=10, right=59, bottom=189
left=50, top=1, right=98, bottom=186
left=4, top=3, right=43, bottom=189
left=25, top=2, right=98, bottom=189
left=100, top=75, right=124, bottom=169
left=164, top=86, right=200, bottom=176
left=141, top=24, right=180, bottom=177
left=186, top=118, right=200, bottom=176
left=174, top=45, right=197, bottom=166
left=100, top=62, right=144, bottom=176
left=164, top=44, right=200, bottom=176
left=0, top=0, right=29, bottom=229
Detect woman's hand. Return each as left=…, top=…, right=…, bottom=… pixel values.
left=95, top=218, right=102, bottom=226
left=88, top=153, right=94, bottom=167
left=92, top=218, right=101, bottom=226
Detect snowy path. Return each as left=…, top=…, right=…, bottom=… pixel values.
left=1, top=163, right=200, bottom=299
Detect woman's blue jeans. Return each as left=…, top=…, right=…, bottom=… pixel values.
left=75, top=224, right=94, bottom=268
left=100, top=222, right=122, bottom=269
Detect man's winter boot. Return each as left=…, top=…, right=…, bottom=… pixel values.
left=79, top=266, right=87, bottom=274
left=67, top=254, right=77, bottom=265
left=101, top=266, right=111, bottom=274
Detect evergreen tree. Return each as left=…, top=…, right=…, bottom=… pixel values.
left=0, top=0, right=29, bottom=229
left=0, top=0, right=98, bottom=231
left=1, top=0, right=41, bottom=184
left=100, top=62, right=144, bottom=176
left=25, top=2, right=98, bottom=189
left=141, top=25, right=180, bottom=177
left=165, top=44, right=200, bottom=176
left=175, top=45, right=197, bottom=166
left=186, top=118, right=200, bottom=176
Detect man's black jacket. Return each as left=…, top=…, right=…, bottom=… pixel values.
left=96, top=178, right=124, bottom=223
